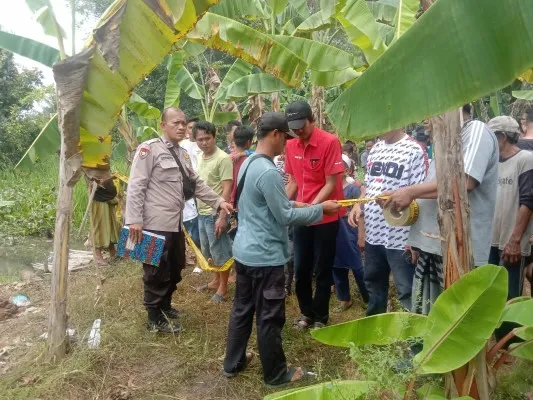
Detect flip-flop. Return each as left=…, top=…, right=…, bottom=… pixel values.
left=211, top=293, right=226, bottom=303
left=264, top=367, right=314, bottom=389
left=222, top=352, right=253, bottom=378
left=333, top=302, right=353, bottom=313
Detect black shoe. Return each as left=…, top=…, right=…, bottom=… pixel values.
left=161, top=307, right=181, bottom=319
left=147, top=319, right=183, bottom=333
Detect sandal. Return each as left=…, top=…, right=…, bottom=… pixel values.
left=223, top=352, right=253, bottom=378
left=333, top=301, right=353, bottom=313
left=211, top=293, right=226, bottom=303
left=293, top=316, right=313, bottom=331
left=264, top=367, right=312, bottom=389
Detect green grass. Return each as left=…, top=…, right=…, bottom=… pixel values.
left=0, top=155, right=132, bottom=239
left=0, top=157, right=89, bottom=238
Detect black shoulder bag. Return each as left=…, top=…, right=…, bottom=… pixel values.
left=234, top=154, right=274, bottom=208
left=161, top=139, right=196, bottom=201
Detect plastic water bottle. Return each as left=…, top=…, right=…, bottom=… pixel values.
left=87, top=319, right=101, bottom=349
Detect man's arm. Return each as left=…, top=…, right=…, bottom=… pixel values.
left=504, top=205, right=533, bottom=264
left=261, top=170, right=323, bottom=226
left=312, top=174, right=340, bottom=205
left=312, top=139, right=344, bottom=204
left=286, top=174, right=298, bottom=200
left=220, top=179, right=232, bottom=202
left=504, top=168, right=533, bottom=264
left=125, top=144, right=154, bottom=242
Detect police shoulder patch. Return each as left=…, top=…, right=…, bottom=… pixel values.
left=139, top=147, right=150, bottom=160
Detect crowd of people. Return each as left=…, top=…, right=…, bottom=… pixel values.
left=124, top=101, right=533, bottom=388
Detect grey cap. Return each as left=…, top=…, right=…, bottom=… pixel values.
left=488, top=116, right=521, bottom=134
left=488, top=116, right=521, bottom=141
left=258, top=112, right=298, bottom=138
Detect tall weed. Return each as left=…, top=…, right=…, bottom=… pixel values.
left=0, top=157, right=89, bottom=237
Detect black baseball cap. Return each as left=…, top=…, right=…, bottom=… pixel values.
left=413, top=125, right=429, bottom=141
left=258, top=112, right=298, bottom=138
left=285, top=101, right=312, bottom=130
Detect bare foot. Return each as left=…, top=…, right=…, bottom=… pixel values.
left=207, top=280, right=220, bottom=290
left=291, top=367, right=305, bottom=382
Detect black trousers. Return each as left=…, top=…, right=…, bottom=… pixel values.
left=293, top=220, right=339, bottom=324
left=223, top=262, right=287, bottom=384
left=142, top=230, right=185, bottom=319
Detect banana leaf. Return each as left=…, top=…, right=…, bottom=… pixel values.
left=293, top=10, right=333, bottom=34
left=188, top=12, right=307, bottom=87
left=500, top=297, right=533, bottom=327
left=336, top=0, right=388, bottom=65
left=367, top=0, right=398, bottom=24
left=0, top=31, right=60, bottom=68
left=270, top=35, right=359, bottom=71
left=182, top=41, right=206, bottom=57
left=266, top=0, right=289, bottom=16
left=211, top=0, right=267, bottom=19
left=328, top=0, right=533, bottom=140
left=224, top=74, right=290, bottom=101
left=513, top=90, right=533, bottom=100
left=509, top=327, right=533, bottom=361
left=175, top=64, right=205, bottom=100
left=164, top=52, right=183, bottom=109
left=15, top=114, right=60, bottom=170
left=391, top=0, right=419, bottom=42
left=413, top=265, right=508, bottom=374
left=74, top=0, right=221, bottom=169
left=291, top=0, right=311, bottom=18
left=310, top=68, right=361, bottom=88
left=215, top=59, right=254, bottom=102
left=128, top=93, right=161, bottom=119
left=520, top=69, right=533, bottom=83
left=263, top=380, right=376, bottom=400
left=212, top=112, right=240, bottom=125
left=311, top=312, right=427, bottom=347
left=25, top=0, right=67, bottom=39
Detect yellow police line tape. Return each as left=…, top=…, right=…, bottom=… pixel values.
left=182, top=226, right=235, bottom=272
left=338, top=196, right=419, bottom=227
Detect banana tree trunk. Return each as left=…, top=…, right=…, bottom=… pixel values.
left=271, top=92, right=280, bottom=112
left=311, top=86, right=326, bottom=129
left=47, top=49, right=92, bottom=362
left=431, top=109, right=489, bottom=399
left=247, top=94, right=265, bottom=126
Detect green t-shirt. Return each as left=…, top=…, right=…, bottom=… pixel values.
left=197, top=147, right=233, bottom=215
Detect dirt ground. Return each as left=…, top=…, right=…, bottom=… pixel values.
left=1, top=256, right=532, bottom=400
left=0, top=257, right=365, bottom=400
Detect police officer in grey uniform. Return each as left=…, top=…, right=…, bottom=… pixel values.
left=126, top=107, right=233, bottom=333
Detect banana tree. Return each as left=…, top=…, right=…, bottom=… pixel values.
left=266, top=266, right=533, bottom=399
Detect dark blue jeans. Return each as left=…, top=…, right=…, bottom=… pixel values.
left=183, top=217, right=200, bottom=249
left=364, top=242, right=415, bottom=316
left=488, top=246, right=524, bottom=299
left=333, top=267, right=369, bottom=303
left=489, top=246, right=525, bottom=344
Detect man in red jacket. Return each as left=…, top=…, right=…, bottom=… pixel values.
left=284, top=101, right=345, bottom=329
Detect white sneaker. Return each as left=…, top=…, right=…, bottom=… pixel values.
left=192, top=266, right=203, bottom=274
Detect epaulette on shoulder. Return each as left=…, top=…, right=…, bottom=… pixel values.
left=144, top=138, right=161, bottom=145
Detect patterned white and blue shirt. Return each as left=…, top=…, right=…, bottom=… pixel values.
left=364, top=136, right=428, bottom=250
